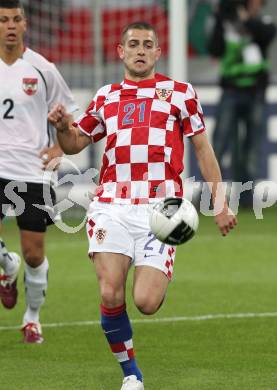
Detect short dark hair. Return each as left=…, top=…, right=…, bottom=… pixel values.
left=121, top=21, right=159, bottom=45
left=0, top=0, right=23, bottom=9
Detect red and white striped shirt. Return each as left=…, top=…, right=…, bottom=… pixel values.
left=73, top=73, right=205, bottom=204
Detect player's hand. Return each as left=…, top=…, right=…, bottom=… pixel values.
left=39, top=144, right=64, bottom=170
left=48, top=104, right=71, bottom=132
left=214, top=206, right=237, bottom=236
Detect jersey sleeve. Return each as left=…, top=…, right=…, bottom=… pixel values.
left=181, top=83, right=206, bottom=137
left=46, top=63, right=79, bottom=114
left=72, top=89, right=107, bottom=143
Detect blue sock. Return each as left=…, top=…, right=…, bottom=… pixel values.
left=100, top=303, right=142, bottom=382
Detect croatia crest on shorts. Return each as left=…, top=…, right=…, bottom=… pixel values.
left=95, top=228, right=106, bottom=244
left=22, top=78, right=38, bottom=96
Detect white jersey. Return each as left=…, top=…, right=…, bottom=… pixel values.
left=0, top=48, right=78, bottom=184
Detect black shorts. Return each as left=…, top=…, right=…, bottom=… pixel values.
left=0, top=178, right=56, bottom=233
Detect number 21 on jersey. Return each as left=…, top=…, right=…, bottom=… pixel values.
left=118, top=99, right=151, bottom=129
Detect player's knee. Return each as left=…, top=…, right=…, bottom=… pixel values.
left=100, top=283, right=125, bottom=307
left=22, top=249, right=44, bottom=268
left=134, top=294, right=163, bottom=315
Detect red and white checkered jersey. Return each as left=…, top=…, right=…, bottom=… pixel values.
left=73, top=73, right=205, bottom=204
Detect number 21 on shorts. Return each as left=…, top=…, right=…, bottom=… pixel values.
left=143, top=232, right=166, bottom=258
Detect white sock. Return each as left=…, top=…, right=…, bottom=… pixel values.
left=0, top=239, right=20, bottom=277
left=23, top=306, right=40, bottom=325
left=0, top=238, right=10, bottom=266
left=23, top=257, right=49, bottom=325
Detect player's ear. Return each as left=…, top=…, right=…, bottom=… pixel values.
left=23, top=18, right=27, bottom=33
left=117, top=44, right=125, bottom=60
left=21, top=8, right=27, bottom=32
left=155, top=47, right=161, bottom=61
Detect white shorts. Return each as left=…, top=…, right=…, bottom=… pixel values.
left=86, top=201, right=176, bottom=279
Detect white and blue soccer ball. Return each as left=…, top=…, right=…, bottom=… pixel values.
left=149, top=197, right=199, bottom=245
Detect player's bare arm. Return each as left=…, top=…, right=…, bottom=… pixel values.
left=48, top=104, right=91, bottom=155
left=39, top=143, right=64, bottom=170
left=190, top=132, right=237, bottom=236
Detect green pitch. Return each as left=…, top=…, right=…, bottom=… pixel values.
left=1, top=207, right=277, bottom=390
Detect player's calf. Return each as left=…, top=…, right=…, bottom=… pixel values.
left=100, top=303, right=143, bottom=386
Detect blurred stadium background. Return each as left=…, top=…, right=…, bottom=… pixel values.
left=21, top=0, right=277, bottom=212
left=22, top=0, right=277, bottom=86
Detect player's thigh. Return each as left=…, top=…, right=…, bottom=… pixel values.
left=93, top=252, right=131, bottom=306
left=93, top=252, right=131, bottom=290
left=86, top=202, right=135, bottom=260
left=132, top=231, right=176, bottom=313
left=16, top=182, right=56, bottom=233
left=87, top=203, right=134, bottom=304
left=135, top=230, right=176, bottom=280
left=133, top=265, right=169, bottom=313
left=0, top=180, right=46, bottom=264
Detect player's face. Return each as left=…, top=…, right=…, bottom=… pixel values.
left=0, top=8, right=26, bottom=49
left=247, top=0, right=263, bottom=16
left=117, top=29, right=161, bottom=81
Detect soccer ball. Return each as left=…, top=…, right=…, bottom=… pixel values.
left=149, top=197, right=199, bottom=245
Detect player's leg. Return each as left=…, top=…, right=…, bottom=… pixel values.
left=20, top=229, right=47, bottom=343
left=240, top=90, right=266, bottom=207
left=0, top=221, right=21, bottom=309
left=93, top=252, right=129, bottom=308
left=133, top=227, right=176, bottom=315
left=133, top=265, right=169, bottom=315
left=212, top=89, right=239, bottom=176
left=87, top=201, right=143, bottom=389
left=244, top=90, right=266, bottom=182
left=17, top=182, right=55, bottom=343
left=93, top=252, right=143, bottom=388
left=0, top=179, right=21, bottom=309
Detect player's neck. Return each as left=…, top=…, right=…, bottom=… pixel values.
left=125, top=70, right=156, bottom=83
left=0, top=43, right=24, bottom=65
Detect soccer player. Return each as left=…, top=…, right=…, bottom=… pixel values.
left=48, top=22, right=237, bottom=390
left=0, top=0, right=78, bottom=343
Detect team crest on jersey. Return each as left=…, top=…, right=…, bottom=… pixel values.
left=95, top=228, right=106, bottom=244
left=155, top=88, right=173, bottom=101
left=22, top=78, right=38, bottom=96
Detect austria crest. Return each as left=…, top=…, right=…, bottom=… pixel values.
left=22, top=78, right=38, bottom=96
left=155, top=88, right=173, bottom=101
